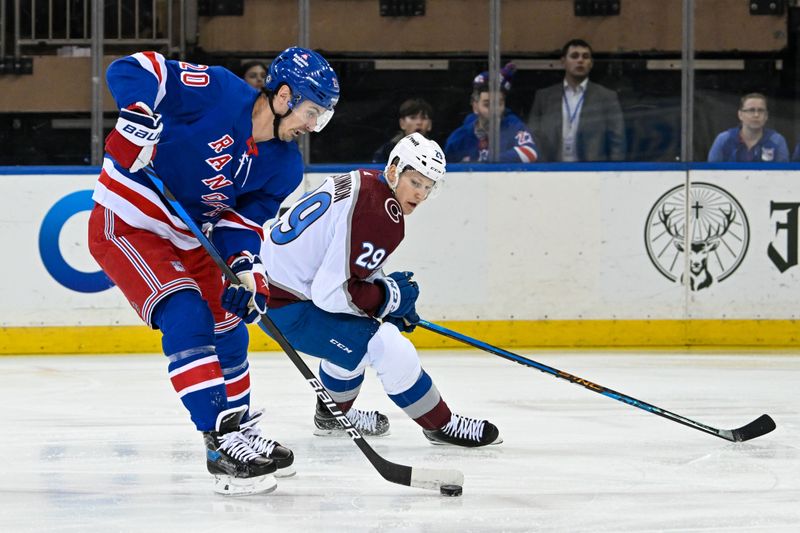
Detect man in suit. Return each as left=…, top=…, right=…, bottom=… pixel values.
left=527, top=39, right=626, bottom=162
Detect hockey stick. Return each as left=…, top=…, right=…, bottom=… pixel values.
left=141, top=166, right=462, bottom=492
left=418, top=320, right=775, bottom=442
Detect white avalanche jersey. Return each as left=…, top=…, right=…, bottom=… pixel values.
left=262, top=169, right=405, bottom=317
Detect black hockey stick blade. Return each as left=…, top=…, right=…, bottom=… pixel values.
left=727, top=414, right=776, bottom=442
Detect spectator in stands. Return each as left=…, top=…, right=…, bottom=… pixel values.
left=372, top=98, right=434, bottom=163
left=527, top=39, right=626, bottom=162
left=444, top=63, right=538, bottom=163
left=708, top=93, right=789, bottom=162
left=240, top=61, right=268, bottom=90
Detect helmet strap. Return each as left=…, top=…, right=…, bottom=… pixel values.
left=264, top=85, right=294, bottom=140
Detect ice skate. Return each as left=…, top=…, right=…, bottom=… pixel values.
left=422, top=413, right=502, bottom=447
left=313, top=398, right=390, bottom=437
left=203, top=406, right=278, bottom=495
left=240, top=408, right=296, bottom=478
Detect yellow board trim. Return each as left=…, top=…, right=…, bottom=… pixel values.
left=2, top=319, right=800, bottom=355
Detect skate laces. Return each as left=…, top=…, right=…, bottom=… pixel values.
left=347, top=408, right=379, bottom=432
left=241, top=425, right=277, bottom=456
left=442, top=414, right=485, bottom=442
left=218, top=431, right=262, bottom=462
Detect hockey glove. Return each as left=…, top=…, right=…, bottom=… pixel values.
left=383, top=311, right=420, bottom=333
left=377, top=271, right=420, bottom=332
left=105, top=101, right=163, bottom=172
left=220, top=251, right=269, bottom=323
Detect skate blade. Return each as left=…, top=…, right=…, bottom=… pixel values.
left=312, top=428, right=391, bottom=438
left=212, top=473, right=278, bottom=496
left=425, top=435, right=504, bottom=447
left=275, top=464, right=296, bottom=478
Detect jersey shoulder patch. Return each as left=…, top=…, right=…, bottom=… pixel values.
left=354, top=171, right=403, bottom=225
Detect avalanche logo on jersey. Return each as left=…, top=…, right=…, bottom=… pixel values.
left=385, top=198, right=402, bottom=223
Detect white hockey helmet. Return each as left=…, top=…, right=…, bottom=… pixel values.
left=385, top=132, right=446, bottom=198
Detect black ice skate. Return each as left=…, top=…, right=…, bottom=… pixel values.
left=313, top=397, right=390, bottom=437
left=422, top=413, right=503, bottom=447
left=203, top=405, right=278, bottom=495
left=240, top=408, right=296, bottom=478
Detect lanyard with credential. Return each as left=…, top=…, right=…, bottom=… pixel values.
left=562, top=88, right=586, bottom=128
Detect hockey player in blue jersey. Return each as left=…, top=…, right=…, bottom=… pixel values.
left=87, top=47, right=339, bottom=495
left=445, top=63, right=538, bottom=163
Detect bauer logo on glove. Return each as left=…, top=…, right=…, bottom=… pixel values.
left=105, top=101, right=163, bottom=173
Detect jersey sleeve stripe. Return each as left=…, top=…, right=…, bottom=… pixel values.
left=514, top=145, right=538, bottom=163
left=98, top=165, right=192, bottom=235
left=93, top=159, right=200, bottom=250
left=132, top=51, right=168, bottom=109
left=216, top=210, right=266, bottom=240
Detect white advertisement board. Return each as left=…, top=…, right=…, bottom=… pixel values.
left=4, top=173, right=141, bottom=327
left=388, top=169, right=800, bottom=320
left=4, top=168, right=800, bottom=328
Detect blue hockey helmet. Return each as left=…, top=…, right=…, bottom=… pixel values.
left=265, top=47, right=339, bottom=131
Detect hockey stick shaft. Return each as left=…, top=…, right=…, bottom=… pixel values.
left=142, top=167, right=462, bottom=490
left=418, top=320, right=775, bottom=442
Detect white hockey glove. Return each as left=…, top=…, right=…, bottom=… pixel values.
left=104, top=101, right=163, bottom=172
left=221, top=251, right=270, bottom=323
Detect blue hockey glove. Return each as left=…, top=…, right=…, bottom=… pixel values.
left=383, top=310, right=420, bottom=333
left=377, top=271, right=419, bottom=323
left=221, top=252, right=269, bottom=323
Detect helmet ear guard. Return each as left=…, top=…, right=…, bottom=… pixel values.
left=385, top=132, right=447, bottom=198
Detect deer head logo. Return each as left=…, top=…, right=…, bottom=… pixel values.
left=659, top=204, right=737, bottom=290
left=645, top=183, right=749, bottom=291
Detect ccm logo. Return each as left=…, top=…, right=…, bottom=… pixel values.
left=329, top=338, right=353, bottom=354
left=122, top=124, right=160, bottom=142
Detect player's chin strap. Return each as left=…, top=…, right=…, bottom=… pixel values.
left=262, top=85, right=293, bottom=140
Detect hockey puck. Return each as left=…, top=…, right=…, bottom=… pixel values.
left=439, top=484, right=463, bottom=497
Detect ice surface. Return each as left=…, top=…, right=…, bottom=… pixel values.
left=1, top=351, right=797, bottom=532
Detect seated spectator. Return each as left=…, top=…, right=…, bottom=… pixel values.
left=240, top=60, right=268, bottom=90
left=444, top=63, right=537, bottom=163
left=527, top=39, right=626, bottom=162
left=708, top=93, right=788, bottom=162
left=372, top=98, right=434, bottom=163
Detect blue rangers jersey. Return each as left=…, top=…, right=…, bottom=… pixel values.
left=444, top=111, right=538, bottom=163
left=93, top=51, right=303, bottom=260
left=707, top=126, right=789, bottom=163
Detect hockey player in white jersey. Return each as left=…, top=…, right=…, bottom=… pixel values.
left=262, top=133, right=502, bottom=447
